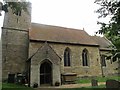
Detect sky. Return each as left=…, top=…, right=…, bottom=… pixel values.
left=31, top=0, right=101, bottom=35
left=0, top=0, right=110, bottom=37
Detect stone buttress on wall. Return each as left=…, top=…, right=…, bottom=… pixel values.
left=2, top=2, right=31, bottom=80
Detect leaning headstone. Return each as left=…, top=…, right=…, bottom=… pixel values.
left=106, top=79, right=120, bottom=88
left=91, top=79, right=98, bottom=86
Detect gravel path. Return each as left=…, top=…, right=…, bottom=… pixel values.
left=36, top=82, right=106, bottom=90
left=58, top=82, right=105, bottom=88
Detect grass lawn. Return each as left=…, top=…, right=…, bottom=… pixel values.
left=2, top=83, right=106, bottom=90
left=2, top=83, right=34, bottom=90
left=2, top=76, right=120, bottom=90
left=75, top=76, right=120, bottom=84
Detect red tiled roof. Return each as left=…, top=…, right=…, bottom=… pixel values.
left=29, top=23, right=98, bottom=45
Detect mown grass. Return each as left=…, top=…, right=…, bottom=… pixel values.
left=75, top=76, right=120, bottom=84
left=2, top=76, right=120, bottom=90
left=2, top=83, right=34, bottom=90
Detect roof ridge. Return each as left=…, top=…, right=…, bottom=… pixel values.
left=31, top=22, right=84, bottom=32
left=30, top=23, right=98, bottom=45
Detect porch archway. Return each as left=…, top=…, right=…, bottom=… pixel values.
left=40, top=60, right=52, bottom=85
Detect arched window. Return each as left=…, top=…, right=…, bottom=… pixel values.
left=82, top=49, right=89, bottom=66
left=64, top=47, right=71, bottom=66
left=101, top=55, right=106, bottom=67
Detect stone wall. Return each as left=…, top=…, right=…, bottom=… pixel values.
left=2, top=2, right=31, bottom=80
left=30, top=43, right=61, bottom=86
left=2, top=29, right=29, bottom=79
left=29, top=41, right=102, bottom=77
left=0, top=40, right=2, bottom=89
left=100, top=50, right=119, bottom=76
left=3, top=4, right=31, bottom=30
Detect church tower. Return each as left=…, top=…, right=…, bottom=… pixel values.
left=2, top=2, right=31, bottom=80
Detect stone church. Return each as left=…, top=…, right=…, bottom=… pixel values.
left=2, top=2, right=118, bottom=87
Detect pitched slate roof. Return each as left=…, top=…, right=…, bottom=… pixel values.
left=29, top=23, right=98, bottom=46
left=91, top=36, right=114, bottom=50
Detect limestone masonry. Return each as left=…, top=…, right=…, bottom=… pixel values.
left=2, top=2, right=119, bottom=87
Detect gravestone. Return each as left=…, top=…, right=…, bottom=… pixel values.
left=106, top=79, right=120, bottom=88
left=91, top=79, right=98, bottom=86
left=8, top=74, right=15, bottom=83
